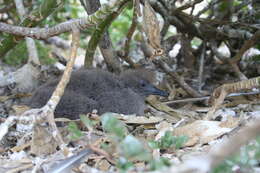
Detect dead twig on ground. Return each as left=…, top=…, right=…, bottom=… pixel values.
left=206, top=77, right=260, bottom=120
left=0, top=28, right=80, bottom=153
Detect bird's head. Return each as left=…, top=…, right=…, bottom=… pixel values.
left=120, top=69, right=169, bottom=97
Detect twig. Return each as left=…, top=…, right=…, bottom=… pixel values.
left=229, top=30, right=260, bottom=80
left=84, top=0, right=129, bottom=68
left=120, top=0, right=140, bottom=68
left=176, top=0, right=203, bottom=12
left=154, top=59, right=202, bottom=97
left=198, top=42, right=206, bottom=91
left=6, top=163, right=34, bottom=173
left=124, top=0, right=138, bottom=58
left=14, top=0, right=40, bottom=65
left=44, top=28, right=80, bottom=146
left=206, top=77, right=260, bottom=120
left=48, top=149, right=93, bottom=173
left=164, top=91, right=260, bottom=105
left=83, top=0, right=122, bottom=73
left=89, top=145, right=115, bottom=164
left=0, top=28, right=80, bottom=149
left=0, top=0, right=129, bottom=40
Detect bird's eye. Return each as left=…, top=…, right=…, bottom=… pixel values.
left=140, top=80, right=146, bottom=87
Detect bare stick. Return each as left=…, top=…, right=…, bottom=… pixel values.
left=198, top=42, right=206, bottom=91
left=0, top=28, right=80, bottom=147
left=14, top=0, right=40, bottom=65
left=42, top=27, right=80, bottom=146
left=154, top=59, right=203, bottom=97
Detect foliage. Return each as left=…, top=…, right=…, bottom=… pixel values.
left=120, top=135, right=151, bottom=161
left=3, top=40, right=55, bottom=65
left=43, top=0, right=85, bottom=25
left=68, top=121, right=83, bottom=140
left=68, top=112, right=186, bottom=172
left=80, top=114, right=98, bottom=130
left=109, top=6, right=133, bottom=44
left=149, top=157, right=171, bottom=171
left=148, top=131, right=188, bottom=150
left=101, top=112, right=128, bottom=140
left=101, top=113, right=171, bottom=171
left=249, top=55, right=260, bottom=62
left=116, top=157, right=134, bottom=172
left=212, top=136, right=260, bottom=173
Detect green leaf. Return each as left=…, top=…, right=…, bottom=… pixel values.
left=250, top=55, right=260, bottom=62
left=80, top=114, right=98, bottom=129
left=148, top=141, right=160, bottom=149
left=120, top=135, right=151, bottom=161
left=149, top=131, right=188, bottom=150
left=109, top=8, right=133, bottom=44
left=101, top=113, right=127, bottom=140
left=160, top=131, right=175, bottom=149
left=149, top=157, right=171, bottom=171
left=4, top=40, right=55, bottom=66
left=116, top=157, right=134, bottom=172
left=67, top=122, right=83, bottom=140
left=174, top=135, right=188, bottom=149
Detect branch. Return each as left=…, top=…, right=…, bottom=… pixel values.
left=153, top=59, right=203, bottom=97
left=231, top=30, right=260, bottom=63
left=0, top=0, right=63, bottom=57
left=14, top=0, right=40, bottom=65
left=83, top=0, right=122, bottom=72
left=120, top=0, right=141, bottom=68
left=0, top=28, right=80, bottom=149
left=84, top=0, right=130, bottom=67
left=0, top=1, right=126, bottom=40
left=42, top=28, right=80, bottom=147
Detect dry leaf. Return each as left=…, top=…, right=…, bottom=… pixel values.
left=143, top=0, right=164, bottom=57
left=173, top=120, right=235, bottom=146
left=120, top=115, right=163, bottom=124
left=11, top=105, right=30, bottom=115
left=30, top=125, right=58, bottom=155
left=95, top=159, right=111, bottom=171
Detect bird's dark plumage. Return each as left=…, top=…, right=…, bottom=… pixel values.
left=26, top=68, right=168, bottom=119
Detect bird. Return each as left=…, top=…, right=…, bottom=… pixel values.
left=26, top=68, right=168, bottom=119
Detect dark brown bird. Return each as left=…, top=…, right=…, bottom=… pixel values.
left=26, top=68, right=168, bottom=119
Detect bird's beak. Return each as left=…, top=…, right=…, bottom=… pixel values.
left=146, top=84, right=169, bottom=97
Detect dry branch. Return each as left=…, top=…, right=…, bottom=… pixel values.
left=0, top=0, right=128, bottom=39
left=206, top=77, right=260, bottom=120
left=154, top=59, right=202, bottom=97
left=0, top=28, right=80, bottom=150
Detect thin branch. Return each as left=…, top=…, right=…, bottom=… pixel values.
left=0, top=0, right=129, bottom=40
left=0, top=0, right=63, bottom=57
left=198, top=42, right=206, bottom=91
left=124, top=1, right=138, bottom=58
left=0, top=28, right=81, bottom=148
left=85, top=0, right=129, bottom=67
left=119, top=0, right=141, bottom=68
left=83, top=0, right=122, bottom=72
left=206, top=77, right=260, bottom=120
left=231, top=30, right=260, bottom=63
left=14, top=0, right=40, bottom=65
left=176, top=0, right=203, bottom=12
left=43, top=28, right=80, bottom=147
left=153, top=59, right=203, bottom=97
